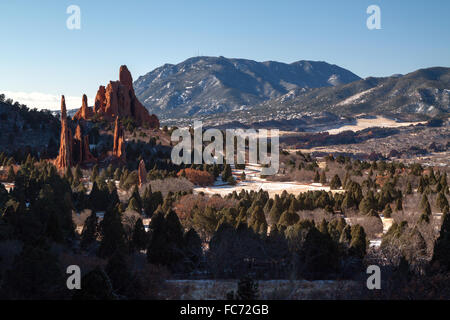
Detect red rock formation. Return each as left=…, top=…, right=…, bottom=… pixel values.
left=73, top=94, right=94, bottom=121
left=55, top=96, right=73, bottom=170
left=73, top=124, right=96, bottom=164
left=113, top=117, right=126, bottom=161
left=55, top=96, right=97, bottom=170
left=72, top=65, right=159, bottom=128
left=138, top=159, right=147, bottom=186
left=94, top=85, right=106, bottom=114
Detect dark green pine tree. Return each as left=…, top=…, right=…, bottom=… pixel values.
left=98, top=205, right=126, bottom=258
left=419, top=200, right=432, bottom=224
left=313, top=171, right=320, bottom=183
left=222, top=164, right=232, bottom=182
left=268, top=201, right=282, bottom=226
left=131, top=218, right=148, bottom=251
left=330, top=174, right=342, bottom=190
left=147, top=210, right=185, bottom=269
left=420, top=194, right=430, bottom=209
left=236, top=276, right=259, bottom=300
left=183, top=228, right=203, bottom=270
left=7, top=165, right=15, bottom=182
left=436, top=192, right=449, bottom=212
left=320, top=171, right=327, bottom=185
left=91, top=164, right=99, bottom=183
left=382, top=204, right=392, bottom=218
left=80, top=211, right=98, bottom=250
left=395, top=198, right=403, bottom=211
left=105, top=251, right=132, bottom=296
left=2, top=246, right=63, bottom=299
left=432, top=211, right=450, bottom=271
left=406, top=181, right=413, bottom=195
left=248, top=205, right=267, bottom=235
left=278, top=210, right=299, bottom=227
left=72, top=267, right=114, bottom=300
left=45, top=211, right=64, bottom=243
left=349, top=225, right=367, bottom=259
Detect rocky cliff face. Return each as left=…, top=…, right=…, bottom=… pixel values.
left=73, top=65, right=159, bottom=128
left=55, top=96, right=96, bottom=170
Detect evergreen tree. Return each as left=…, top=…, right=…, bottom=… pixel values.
left=236, top=277, right=259, bottom=300
left=73, top=267, right=114, bottom=300
left=105, top=251, right=132, bottom=296
left=222, top=164, right=232, bottom=182
left=183, top=228, right=203, bottom=270
left=395, top=198, right=403, bottom=211
left=436, top=192, right=449, bottom=212
left=131, top=218, right=148, bottom=251
left=419, top=200, right=432, bottom=224
left=406, top=181, right=413, bottom=195
left=278, top=210, right=299, bottom=227
left=313, top=171, right=320, bottom=183
left=98, top=205, right=126, bottom=258
left=248, top=205, right=267, bottom=235
left=268, top=201, right=282, bottom=225
left=349, top=225, right=367, bottom=259
left=7, top=166, right=15, bottom=182
left=432, top=212, right=450, bottom=271
left=81, top=211, right=98, bottom=249
left=330, top=174, right=342, bottom=189
left=2, top=246, right=63, bottom=299
left=382, top=204, right=392, bottom=218
left=420, top=194, right=429, bottom=209
left=320, top=171, right=327, bottom=185
left=91, top=164, right=99, bottom=182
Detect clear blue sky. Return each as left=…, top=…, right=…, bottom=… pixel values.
left=0, top=0, right=449, bottom=110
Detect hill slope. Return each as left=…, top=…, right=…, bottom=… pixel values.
left=201, top=67, right=450, bottom=125
left=134, top=56, right=361, bottom=120
left=0, top=96, right=60, bottom=156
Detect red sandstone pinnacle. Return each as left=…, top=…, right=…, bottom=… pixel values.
left=55, top=96, right=72, bottom=170
left=113, top=117, right=126, bottom=161
left=74, top=124, right=96, bottom=164
left=119, top=65, right=133, bottom=89
left=73, top=94, right=94, bottom=121
left=94, top=86, right=107, bottom=114
left=55, top=100, right=97, bottom=170
left=138, top=159, right=147, bottom=186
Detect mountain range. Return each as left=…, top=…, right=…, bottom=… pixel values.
left=207, top=66, right=450, bottom=126
left=134, top=57, right=450, bottom=125
left=134, top=56, right=361, bottom=120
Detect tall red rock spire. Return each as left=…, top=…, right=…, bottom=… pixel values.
left=74, top=124, right=96, bottom=164
left=55, top=96, right=73, bottom=170
left=73, top=94, right=94, bottom=121
left=113, top=117, right=126, bottom=161
left=138, top=159, right=147, bottom=186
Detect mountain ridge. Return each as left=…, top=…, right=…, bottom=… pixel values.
left=134, top=56, right=361, bottom=119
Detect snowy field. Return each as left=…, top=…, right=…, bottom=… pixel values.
left=194, top=164, right=339, bottom=198
left=326, top=116, right=426, bottom=135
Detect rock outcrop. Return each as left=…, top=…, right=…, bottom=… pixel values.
left=113, top=117, right=126, bottom=161
left=55, top=96, right=73, bottom=170
left=55, top=96, right=96, bottom=170
left=73, top=65, right=159, bottom=128
left=73, top=94, right=94, bottom=121
left=73, top=124, right=96, bottom=164
left=138, top=159, right=147, bottom=186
